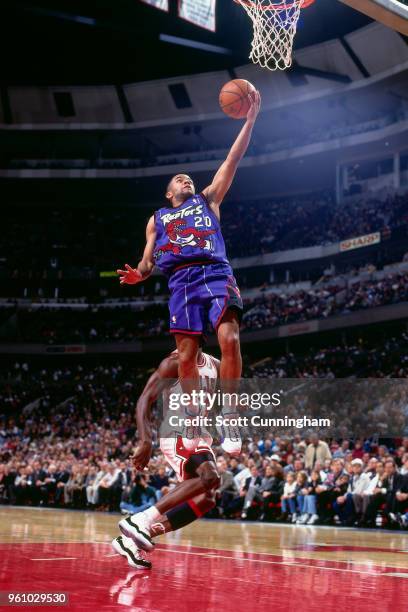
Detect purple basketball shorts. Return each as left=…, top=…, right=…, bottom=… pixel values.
left=168, top=263, right=243, bottom=335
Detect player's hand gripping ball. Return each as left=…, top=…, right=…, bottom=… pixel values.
left=219, top=79, right=260, bottom=120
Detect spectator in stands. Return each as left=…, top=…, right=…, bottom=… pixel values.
left=255, top=465, right=280, bottom=521
left=0, top=464, right=7, bottom=503
left=215, top=457, right=237, bottom=518
left=55, top=463, right=70, bottom=506
left=400, top=453, right=408, bottom=475
left=38, top=463, right=58, bottom=506
left=359, top=461, right=385, bottom=524
left=110, top=461, right=132, bottom=509
left=293, top=471, right=308, bottom=522
left=228, top=457, right=241, bottom=476
left=150, top=466, right=170, bottom=497
left=86, top=463, right=106, bottom=508
left=3, top=466, right=15, bottom=505
left=365, top=457, right=378, bottom=477
left=119, top=474, right=156, bottom=515
left=297, top=469, right=321, bottom=525
left=97, top=463, right=121, bottom=510
left=64, top=465, right=85, bottom=507
left=260, top=465, right=284, bottom=522
left=32, top=460, right=47, bottom=506
left=292, top=458, right=305, bottom=474
left=333, top=458, right=371, bottom=525
left=14, top=466, right=32, bottom=506
left=315, top=459, right=346, bottom=523
left=363, top=459, right=408, bottom=527
left=280, top=471, right=297, bottom=519
left=233, top=458, right=255, bottom=492
left=241, top=466, right=262, bottom=519
left=305, top=434, right=332, bottom=471
left=352, top=440, right=365, bottom=460
left=312, top=460, right=328, bottom=483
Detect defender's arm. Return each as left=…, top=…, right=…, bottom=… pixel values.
left=132, top=354, right=179, bottom=470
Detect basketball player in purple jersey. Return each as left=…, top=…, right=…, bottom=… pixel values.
left=117, top=89, right=261, bottom=453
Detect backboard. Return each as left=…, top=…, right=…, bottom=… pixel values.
left=339, top=0, right=408, bottom=35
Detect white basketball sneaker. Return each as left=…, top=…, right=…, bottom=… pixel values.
left=217, top=412, right=242, bottom=455
left=112, top=536, right=152, bottom=569
left=217, top=412, right=242, bottom=456
left=118, top=513, right=155, bottom=552
left=307, top=514, right=319, bottom=525
left=181, top=403, right=202, bottom=451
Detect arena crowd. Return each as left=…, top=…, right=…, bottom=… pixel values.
left=1, top=268, right=407, bottom=343
left=1, top=350, right=408, bottom=530
left=2, top=429, right=408, bottom=530
left=1, top=192, right=407, bottom=280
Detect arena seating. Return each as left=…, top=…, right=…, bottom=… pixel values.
left=1, top=267, right=406, bottom=343
left=1, top=335, right=407, bottom=528
left=0, top=192, right=407, bottom=280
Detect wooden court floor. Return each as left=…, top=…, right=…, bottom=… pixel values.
left=1, top=506, right=408, bottom=611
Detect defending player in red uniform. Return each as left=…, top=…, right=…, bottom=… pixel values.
left=114, top=347, right=223, bottom=569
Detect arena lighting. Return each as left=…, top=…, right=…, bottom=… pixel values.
left=159, top=33, right=232, bottom=55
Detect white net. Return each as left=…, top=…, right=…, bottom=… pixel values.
left=235, top=0, right=305, bottom=71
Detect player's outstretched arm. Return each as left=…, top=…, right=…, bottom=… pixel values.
left=203, top=90, right=261, bottom=211
left=132, top=354, right=179, bottom=471
left=117, top=215, right=156, bottom=285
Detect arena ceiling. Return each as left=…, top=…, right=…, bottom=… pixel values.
left=1, top=0, right=372, bottom=85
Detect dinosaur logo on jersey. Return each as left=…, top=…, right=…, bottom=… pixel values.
left=155, top=219, right=216, bottom=257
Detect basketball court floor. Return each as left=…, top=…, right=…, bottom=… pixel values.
left=1, top=506, right=408, bottom=611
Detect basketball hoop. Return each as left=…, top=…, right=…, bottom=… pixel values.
left=234, top=0, right=315, bottom=71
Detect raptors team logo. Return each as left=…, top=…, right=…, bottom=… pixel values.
left=155, top=218, right=216, bottom=258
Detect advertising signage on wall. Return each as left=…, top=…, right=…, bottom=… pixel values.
left=178, top=0, right=216, bottom=31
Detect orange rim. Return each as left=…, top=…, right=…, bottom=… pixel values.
left=234, top=0, right=315, bottom=10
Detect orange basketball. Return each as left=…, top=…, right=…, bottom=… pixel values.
left=219, top=79, right=256, bottom=119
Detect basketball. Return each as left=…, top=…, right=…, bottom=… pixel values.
left=219, top=79, right=257, bottom=119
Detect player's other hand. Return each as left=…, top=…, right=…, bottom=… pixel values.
left=117, top=264, right=142, bottom=285
left=131, top=440, right=152, bottom=471
left=247, top=89, right=261, bottom=123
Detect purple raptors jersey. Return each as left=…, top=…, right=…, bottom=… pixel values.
left=153, top=193, right=230, bottom=276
